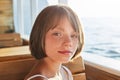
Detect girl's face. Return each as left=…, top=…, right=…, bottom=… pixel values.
left=45, top=17, right=79, bottom=63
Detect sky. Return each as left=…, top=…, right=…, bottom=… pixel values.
left=68, top=0, right=120, bottom=17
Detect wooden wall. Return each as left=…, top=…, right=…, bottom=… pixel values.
left=0, top=0, right=14, bottom=33
left=85, top=63, right=120, bottom=80
left=0, top=46, right=86, bottom=80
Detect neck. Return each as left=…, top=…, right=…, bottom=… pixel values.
left=36, top=57, right=62, bottom=78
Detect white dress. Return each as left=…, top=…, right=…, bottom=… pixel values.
left=26, top=66, right=73, bottom=80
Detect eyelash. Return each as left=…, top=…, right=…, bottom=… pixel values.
left=71, top=34, right=78, bottom=39
left=52, top=32, right=78, bottom=39
left=52, top=32, right=62, bottom=37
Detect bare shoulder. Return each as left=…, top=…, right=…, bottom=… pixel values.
left=24, top=62, right=47, bottom=80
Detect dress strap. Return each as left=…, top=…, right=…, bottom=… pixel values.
left=62, top=66, right=73, bottom=80
left=27, top=74, right=48, bottom=80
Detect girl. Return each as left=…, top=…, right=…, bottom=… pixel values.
left=25, top=5, right=84, bottom=80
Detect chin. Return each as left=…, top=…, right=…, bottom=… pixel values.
left=61, top=58, right=71, bottom=63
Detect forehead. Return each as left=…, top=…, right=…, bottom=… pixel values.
left=50, top=17, right=78, bottom=32
left=55, top=18, right=72, bottom=29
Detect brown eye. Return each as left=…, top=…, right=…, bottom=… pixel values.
left=71, top=34, right=78, bottom=39
left=53, top=32, right=62, bottom=37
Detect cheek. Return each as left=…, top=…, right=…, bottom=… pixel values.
left=45, top=36, right=60, bottom=51
left=73, top=40, right=79, bottom=49
left=46, top=36, right=59, bottom=45
left=45, top=37, right=53, bottom=49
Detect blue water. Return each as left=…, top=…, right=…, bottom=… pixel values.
left=81, top=17, right=120, bottom=60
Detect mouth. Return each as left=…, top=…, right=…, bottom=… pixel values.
left=58, top=50, right=72, bottom=55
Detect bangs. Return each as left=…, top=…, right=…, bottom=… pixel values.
left=67, top=12, right=79, bottom=33
left=46, top=12, right=79, bottom=33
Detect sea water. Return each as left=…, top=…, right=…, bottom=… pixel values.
left=82, top=17, right=120, bottom=61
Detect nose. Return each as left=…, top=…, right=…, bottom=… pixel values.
left=63, top=35, right=72, bottom=47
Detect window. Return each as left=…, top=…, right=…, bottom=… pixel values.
left=13, top=0, right=67, bottom=39
left=68, top=0, right=120, bottom=76
left=68, top=0, right=120, bottom=61
left=13, top=0, right=48, bottom=38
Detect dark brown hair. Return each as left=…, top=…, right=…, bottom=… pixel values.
left=29, top=5, right=84, bottom=60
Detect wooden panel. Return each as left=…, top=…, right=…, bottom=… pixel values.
left=0, top=46, right=29, bottom=56
left=0, top=46, right=30, bottom=61
left=0, top=46, right=86, bottom=80
left=73, top=73, right=86, bottom=80
left=0, top=33, right=23, bottom=48
left=63, top=56, right=85, bottom=74
left=64, top=57, right=86, bottom=80
left=85, top=64, right=120, bottom=80
left=0, top=59, right=35, bottom=80
left=0, top=57, right=86, bottom=80
left=0, top=0, right=14, bottom=33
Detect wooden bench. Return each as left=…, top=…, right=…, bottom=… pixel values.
left=0, top=46, right=86, bottom=80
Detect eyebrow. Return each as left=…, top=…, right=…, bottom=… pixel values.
left=52, top=27, right=78, bottom=34
left=53, top=27, right=64, bottom=31
left=50, top=25, right=64, bottom=31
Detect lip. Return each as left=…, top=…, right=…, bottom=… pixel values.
left=58, top=50, right=72, bottom=55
